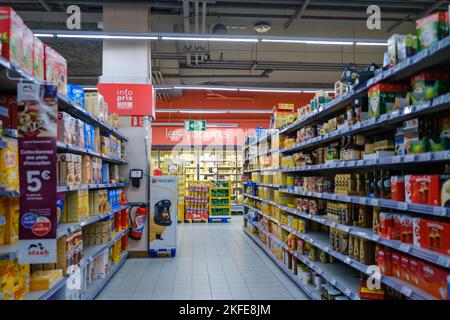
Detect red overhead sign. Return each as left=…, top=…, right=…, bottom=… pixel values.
left=97, top=83, right=154, bottom=117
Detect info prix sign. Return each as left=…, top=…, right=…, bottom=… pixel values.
left=97, top=83, right=154, bottom=117
left=185, top=120, right=206, bottom=131
left=17, top=83, right=58, bottom=264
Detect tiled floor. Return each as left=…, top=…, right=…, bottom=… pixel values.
left=96, top=216, right=309, bottom=300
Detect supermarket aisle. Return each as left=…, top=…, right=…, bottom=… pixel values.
left=96, top=217, right=308, bottom=300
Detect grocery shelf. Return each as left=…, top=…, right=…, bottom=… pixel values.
left=57, top=204, right=129, bottom=239
left=280, top=93, right=450, bottom=154
left=0, top=188, right=20, bottom=197
left=245, top=205, right=436, bottom=300
left=84, top=251, right=129, bottom=300
left=279, top=35, right=450, bottom=135
left=249, top=218, right=361, bottom=300
left=57, top=141, right=127, bottom=165
left=24, top=276, right=68, bottom=300
left=0, top=243, right=19, bottom=260
left=243, top=226, right=322, bottom=300
left=58, top=94, right=128, bottom=142
left=280, top=150, right=450, bottom=174
left=56, top=182, right=128, bottom=193
left=279, top=188, right=450, bottom=218
left=244, top=194, right=450, bottom=268
left=80, top=228, right=130, bottom=268
left=0, top=57, right=128, bottom=142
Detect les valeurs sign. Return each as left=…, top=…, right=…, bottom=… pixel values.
left=97, top=83, right=155, bottom=118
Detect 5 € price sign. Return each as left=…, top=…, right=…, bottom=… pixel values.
left=27, top=170, right=51, bottom=192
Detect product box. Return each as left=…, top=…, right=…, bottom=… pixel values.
left=392, top=252, right=402, bottom=279
left=58, top=153, right=75, bottom=187
left=67, top=84, right=85, bottom=109
left=407, top=175, right=440, bottom=206
left=21, top=26, right=34, bottom=75
left=418, top=261, right=449, bottom=300
left=378, top=249, right=392, bottom=276
left=416, top=11, right=448, bottom=50
left=0, top=7, right=25, bottom=70
left=93, top=250, right=110, bottom=279
left=101, top=163, right=109, bottom=184
left=397, top=34, right=418, bottom=62
left=30, top=269, right=63, bottom=291
left=44, top=44, right=67, bottom=97
left=2, top=198, right=19, bottom=245
left=33, top=36, right=45, bottom=81
left=419, top=219, right=450, bottom=256
left=410, top=70, right=450, bottom=104
left=402, top=118, right=430, bottom=155
left=81, top=155, right=92, bottom=185
left=0, top=137, right=19, bottom=191
left=368, top=83, right=409, bottom=118
left=387, top=34, right=403, bottom=66
left=442, top=174, right=450, bottom=207
left=83, top=123, right=94, bottom=151
left=391, top=176, right=405, bottom=202
left=412, top=217, right=422, bottom=247
left=409, top=257, right=420, bottom=286
left=57, top=112, right=74, bottom=145
left=400, top=255, right=410, bottom=282
left=75, top=119, right=85, bottom=149
left=378, top=212, right=401, bottom=240
left=400, top=215, right=414, bottom=244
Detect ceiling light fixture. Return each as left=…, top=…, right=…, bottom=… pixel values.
left=239, top=88, right=304, bottom=93
left=355, top=42, right=388, bottom=46
left=34, top=33, right=55, bottom=37
left=162, top=36, right=258, bottom=43
left=152, top=122, right=239, bottom=128
left=261, top=39, right=354, bottom=45
left=56, top=34, right=158, bottom=40
left=173, top=86, right=238, bottom=91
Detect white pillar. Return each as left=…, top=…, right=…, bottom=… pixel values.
left=100, top=5, right=152, bottom=255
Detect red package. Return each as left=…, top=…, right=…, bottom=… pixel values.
left=409, top=258, right=420, bottom=286
left=378, top=249, right=393, bottom=276
left=114, top=211, right=121, bottom=231
left=400, top=215, right=414, bottom=244
left=0, top=7, right=24, bottom=68
left=392, top=252, right=402, bottom=279
left=121, top=236, right=127, bottom=251
left=391, top=176, right=405, bottom=202
left=379, top=212, right=401, bottom=240
left=418, top=261, right=449, bottom=300
left=419, top=219, right=450, bottom=256
left=33, top=36, right=45, bottom=80
left=400, top=255, right=410, bottom=283
left=0, top=95, right=17, bottom=129
left=121, top=208, right=128, bottom=229
left=409, top=175, right=441, bottom=206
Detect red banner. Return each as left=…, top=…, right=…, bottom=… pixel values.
left=17, top=83, right=58, bottom=264
left=98, top=83, right=154, bottom=117
left=152, top=127, right=253, bottom=146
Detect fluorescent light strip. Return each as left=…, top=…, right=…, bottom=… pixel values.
left=57, top=34, right=158, bottom=40
left=239, top=88, right=303, bottom=93
left=261, top=39, right=354, bottom=45
left=152, top=122, right=239, bottom=128
left=356, top=42, right=388, bottom=46
left=82, top=87, right=97, bottom=90
left=35, top=33, right=54, bottom=37
left=173, top=86, right=238, bottom=91
left=162, top=36, right=258, bottom=43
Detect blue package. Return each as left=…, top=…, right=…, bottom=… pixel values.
left=83, top=123, right=92, bottom=150
left=102, top=163, right=110, bottom=184
left=90, top=125, right=95, bottom=151
left=67, top=84, right=85, bottom=109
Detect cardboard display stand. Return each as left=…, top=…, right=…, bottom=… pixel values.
left=149, top=176, right=178, bottom=256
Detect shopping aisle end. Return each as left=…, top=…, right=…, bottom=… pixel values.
left=96, top=217, right=308, bottom=300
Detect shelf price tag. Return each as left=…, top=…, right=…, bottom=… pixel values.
left=437, top=256, right=450, bottom=268
left=398, top=202, right=408, bottom=211
left=345, top=257, right=353, bottom=265
left=405, top=154, right=416, bottom=162
left=359, top=198, right=367, bottom=205
left=370, top=199, right=379, bottom=206
left=330, top=278, right=337, bottom=286
left=399, top=244, right=411, bottom=253
left=400, top=286, right=413, bottom=297
left=432, top=206, right=447, bottom=216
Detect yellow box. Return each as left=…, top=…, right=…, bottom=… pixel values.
left=0, top=137, right=19, bottom=191
left=30, top=269, right=63, bottom=291
left=4, top=198, right=19, bottom=244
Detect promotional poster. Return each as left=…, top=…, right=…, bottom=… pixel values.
left=149, top=176, right=178, bottom=255
left=17, top=83, right=58, bottom=264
